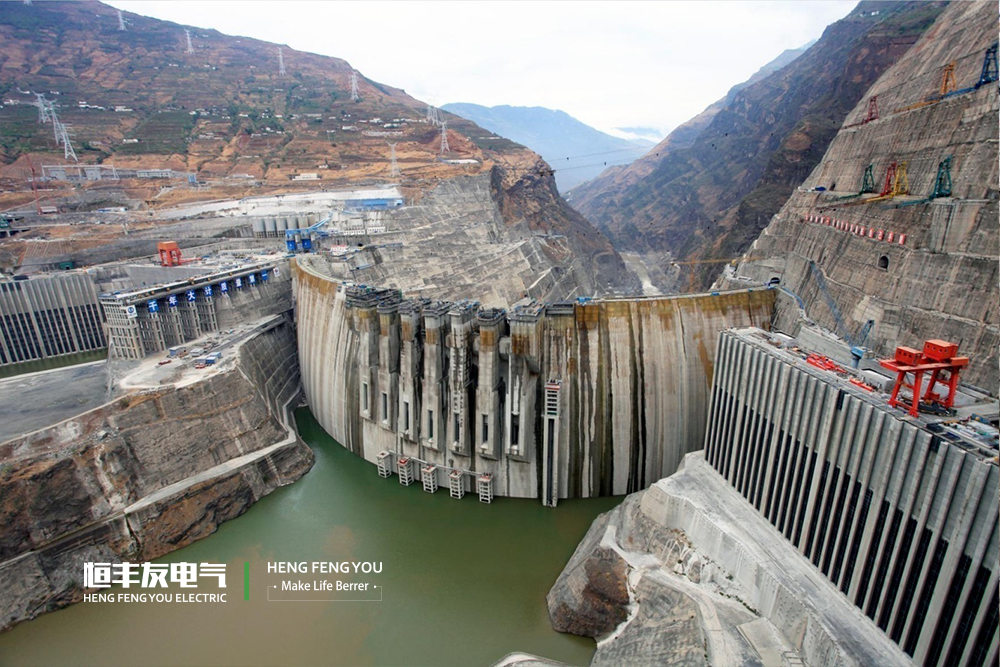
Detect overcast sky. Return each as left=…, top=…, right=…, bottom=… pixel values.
left=108, top=1, right=857, bottom=139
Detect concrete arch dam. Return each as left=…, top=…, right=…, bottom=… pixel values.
left=294, top=258, right=775, bottom=503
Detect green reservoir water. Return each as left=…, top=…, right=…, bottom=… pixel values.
left=0, top=408, right=621, bottom=666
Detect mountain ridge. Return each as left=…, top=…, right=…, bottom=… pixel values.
left=0, top=0, right=636, bottom=293
left=441, top=102, right=652, bottom=192
left=568, top=1, right=947, bottom=291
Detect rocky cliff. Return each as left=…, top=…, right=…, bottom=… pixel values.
left=727, top=0, right=999, bottom=392
left=0, top=315, right=311, bottom=631
left=567, top=43, right=811, bottom=208
left=568, top=1, right=946, bottom=292
left=548, top=453, right=912, bottom=666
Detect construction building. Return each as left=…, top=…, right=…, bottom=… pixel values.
left=0, top=272, right=106, bottom=366
left=100, top=260, right=290, bottom=359
left=704, top=327, right=999, bottom=667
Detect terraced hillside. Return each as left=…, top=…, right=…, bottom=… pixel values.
left=0, top=1, right=636, bottom=293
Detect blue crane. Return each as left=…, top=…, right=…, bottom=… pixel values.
left=808, top=261, right=877, bottom=366
left=285, top=212, right=334, bottom=253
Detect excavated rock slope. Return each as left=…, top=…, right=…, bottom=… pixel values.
left=569, top=1, right=946, bottom=292
left=548, top=453, right=912, bottom=666
left=728, top=0, right=999, bottom=391
left=0, top=317, right=312, bottom=631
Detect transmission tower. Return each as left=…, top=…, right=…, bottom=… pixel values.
left=185, top=29, right=194, bottom=54
left=426, top=104, right=441, bottom=126
left=388, top=142, right=401, bottom=178
left=439, top=122, right=450, bottom=155
left=350, top=71, right=360, bottom=102
left=35, top=94, right=51, bottom=124
left=41, top=98, right=78, bottom=162
left=118, top=10, right=126, bottom=31
left=278, top=47, right=286, bottom=77
left=55, top=120, right=78, bottom=162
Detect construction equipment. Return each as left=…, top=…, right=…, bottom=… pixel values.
left=977, top=42, right=998, bottom=88
left=865, top=96, right=879, bottom=123
left=930, top=155, right=952, bottom=198
left=850, top=319, right=875, bottom=366
left=879, top=340, right=969, bottom=418
left=860, top=163, right=876, bottom=194
left=807, top=262, right=878, bottom=363
left=835, top=163, right=876, bottom=201
left=940, top=62, right=957, bottom=97
left=284, top=211, right=334, bottom=252
left=884, top=155, right=953, bottom=209
left=808, top=260, right=848, bottom=341
left=157, top=241, right=196, bottom=267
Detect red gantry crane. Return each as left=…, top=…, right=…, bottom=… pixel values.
left=879, top=339, right=969, bottom=418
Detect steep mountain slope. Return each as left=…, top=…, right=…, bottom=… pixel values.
left=441, top=103, right=652, bottom=192
left=0, top=1, right=636, bottom=293
left=569, top=1, right=947, bottom=291
left=0, top=0, right=507, bottom=183
left=727, top=0, right=999, bottom=391
left=568, top=42, right=812, bottom=208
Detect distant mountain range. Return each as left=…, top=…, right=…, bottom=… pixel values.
left=440, top=103, right=654, bottom=192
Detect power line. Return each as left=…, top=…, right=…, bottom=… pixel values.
left=548, top=144, right=653, bottom=162
left=543, top=152, right=659, bottom=175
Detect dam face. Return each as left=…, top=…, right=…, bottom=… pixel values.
left=294, top=257, right=775, bottom=503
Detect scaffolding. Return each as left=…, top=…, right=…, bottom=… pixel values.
left=477, top=473, right=494, bottom=504
left=421, top=464, right=438, bottom=493
left=448, top=469, right=465, bottom=499
left=931, top=155, right=952, bottom=199
left=376, top=450, right=393, bottom=478
left=397, top=457, right=413, bottom=486
left=860, top=163, right=876, bottom=194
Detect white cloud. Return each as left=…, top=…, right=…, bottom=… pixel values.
left=109, top=0, right=857, bottom=137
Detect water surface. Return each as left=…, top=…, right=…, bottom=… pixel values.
left=0, top=408, right=620, bottom=666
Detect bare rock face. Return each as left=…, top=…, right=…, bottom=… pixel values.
left=591, top=576, right=704, bottom=667
left=547, top=511, right=630, bottom=637
left=728, top=0, right=999, bottom=391
left=569, top=1, right=946, bottom=292
left=0, top=317, right=313, bottom=632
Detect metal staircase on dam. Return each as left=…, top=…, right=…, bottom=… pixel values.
left=477, top=473, right=494, bottom=504
left=375, top=450, right=494, bottom=503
